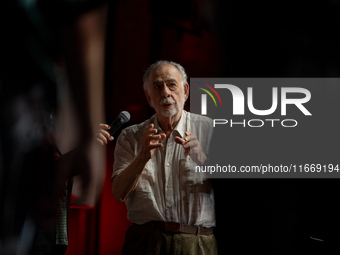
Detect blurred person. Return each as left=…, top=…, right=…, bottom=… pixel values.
left=111, top=61, right=217, bottom=255
left=0, top=1, right=111, bottom=254
left=28, top=122, right=113, bottom=255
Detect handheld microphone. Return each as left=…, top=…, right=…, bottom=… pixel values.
left=109, top=111, right=130, bottom=136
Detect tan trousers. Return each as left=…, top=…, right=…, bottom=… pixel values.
left=122, top=222, right=218, bottom=255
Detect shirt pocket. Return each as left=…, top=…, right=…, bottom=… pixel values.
left=179, top=157, right=191, bottom=186
left=179, top=157, right=205, bottom=186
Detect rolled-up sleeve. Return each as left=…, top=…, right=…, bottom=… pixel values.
left=112, top=129, right=136, bottom=180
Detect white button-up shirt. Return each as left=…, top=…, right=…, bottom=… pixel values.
left=112, top=111, right=215, bottom=228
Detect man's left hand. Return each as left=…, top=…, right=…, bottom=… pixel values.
left=174, top=131, right=207, bottom=165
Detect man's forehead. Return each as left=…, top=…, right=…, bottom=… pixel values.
left=152, top=78, right=177, bottom=84
left=149, top=64, right=182, bottom=82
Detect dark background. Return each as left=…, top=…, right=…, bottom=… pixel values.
left=2, top=0, right=340, bottom=254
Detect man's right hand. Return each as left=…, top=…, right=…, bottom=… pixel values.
left=112, top=124, right=165, bottom=202
left=139, top=124, right=166, bottom=161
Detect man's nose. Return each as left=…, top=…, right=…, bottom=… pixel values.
left=161, top=85, right=171, bottom=97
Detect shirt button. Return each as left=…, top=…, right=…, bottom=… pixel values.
left=166, top=163, right=170, bottom=166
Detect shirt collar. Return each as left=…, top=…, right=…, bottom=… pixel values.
left=153, top=110, right=187, bottom=139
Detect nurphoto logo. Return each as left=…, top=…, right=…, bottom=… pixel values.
left=198, top=83, right=312, bottom=128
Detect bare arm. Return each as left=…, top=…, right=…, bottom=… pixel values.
left=112, top=124, right=166, bottom=202
left=56, top=4, right=109, bottom=206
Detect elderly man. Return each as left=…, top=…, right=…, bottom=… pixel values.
left=111, top=61, right=216, bottom=254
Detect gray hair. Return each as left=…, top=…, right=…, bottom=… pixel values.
left=143, top=60, right=188, bottom=91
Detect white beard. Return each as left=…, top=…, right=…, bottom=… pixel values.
left=153, top=95, right=185, bottom=118
left=161, top=107, right=176, bottom=117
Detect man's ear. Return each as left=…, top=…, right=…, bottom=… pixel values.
left=184, top=83, right=189, bottom=101
left=145, top=89, right=152, bottom=107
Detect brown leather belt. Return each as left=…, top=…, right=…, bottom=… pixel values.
left=132, top=221, right=213, bottom=235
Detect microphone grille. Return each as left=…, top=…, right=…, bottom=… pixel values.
left=119, top=111, right=130, bottom=123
